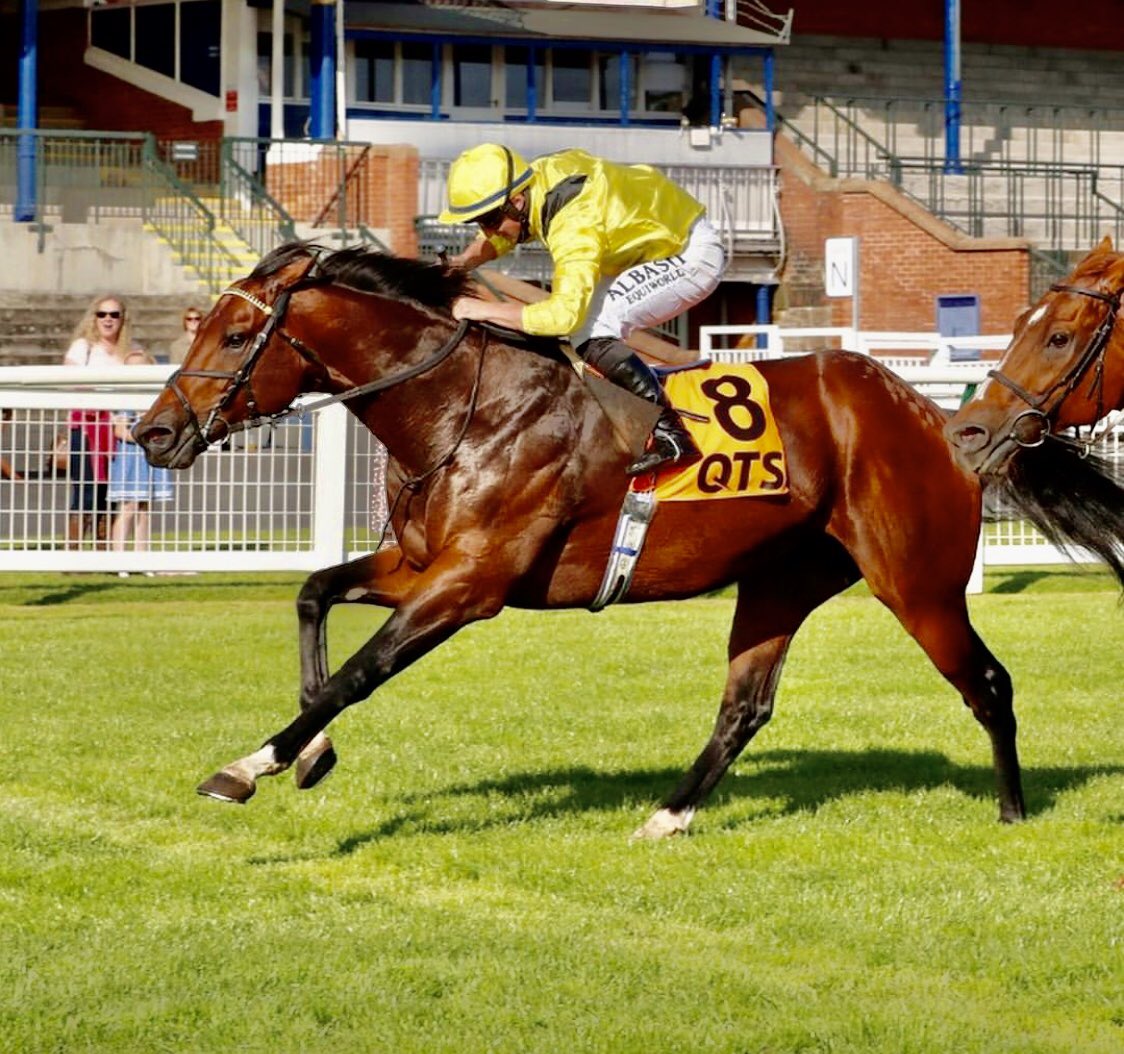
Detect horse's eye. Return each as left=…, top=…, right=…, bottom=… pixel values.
left=1046, top=331, right=1069, bottom=350
left=227, top=332, right=248, bottom=349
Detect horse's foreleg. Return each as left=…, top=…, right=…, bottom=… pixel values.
left=634, top=634, right=791, bottom=839
left=292, top=547, right=420, bottom=790
left=198, top=549, right=508, bottom=804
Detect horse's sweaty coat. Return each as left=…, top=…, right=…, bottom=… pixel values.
left=133, top=243, right=1029, bottom=836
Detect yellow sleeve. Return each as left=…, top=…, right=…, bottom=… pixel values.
left=520, top=196, right=606, bottom=337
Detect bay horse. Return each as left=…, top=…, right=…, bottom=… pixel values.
left=946, top=237, right=1124, bottom=587
left=135, top=243, right=1025, bottom=837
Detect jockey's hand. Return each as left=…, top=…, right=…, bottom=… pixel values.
left=451, top=296, right=491, bottom=321
left=451, top=298, right=526, bottom=332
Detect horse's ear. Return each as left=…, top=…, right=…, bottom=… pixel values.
left=261, top=257, right=317, bottom=299
left=1095, top=234, right=1115, bottom=254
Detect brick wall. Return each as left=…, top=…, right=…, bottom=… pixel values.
left=775, top=134, right=1029, bottom=333
left=266, top=145, right=420, bottom=256
left=783, top=0, right=1124, bottom=51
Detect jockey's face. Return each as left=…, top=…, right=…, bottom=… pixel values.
left=478, top=192, right=527, bottom=242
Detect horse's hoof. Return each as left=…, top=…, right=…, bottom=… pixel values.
left=197, top=770, right=256, bottom=804
left=630, top=806, right=695, bottom=841
left=295, top=740, right=337, bottom=790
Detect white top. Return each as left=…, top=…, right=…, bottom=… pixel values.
left=63, top=339, right=132, bottom=367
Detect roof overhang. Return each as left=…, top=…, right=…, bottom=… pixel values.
left=343, top=2, right=786, bottom=49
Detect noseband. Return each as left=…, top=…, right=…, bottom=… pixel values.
left=166, top=281, right=321, bottom=446
left=985, top=282, right=1117, bottom=449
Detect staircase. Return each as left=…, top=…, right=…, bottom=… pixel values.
left=144, top=196, right=259, bottom=293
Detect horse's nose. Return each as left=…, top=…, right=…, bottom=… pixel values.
left=132, top=417, right=179, bottom=465
left=944, top=419, right=992, bottom=455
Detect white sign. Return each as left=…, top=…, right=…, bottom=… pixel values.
left=825, top=237, right=858, bottom=298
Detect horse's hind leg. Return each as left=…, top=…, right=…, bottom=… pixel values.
left=291, top=547, right=420, bottom=791
left=885, top=596, right=1024, bottom=822
left=635, top=546, right=853, bottom=839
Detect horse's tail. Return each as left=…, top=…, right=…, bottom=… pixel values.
left=997, top=442, right=1124, bottom=591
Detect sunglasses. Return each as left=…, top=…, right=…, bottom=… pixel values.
left=96, top=311, right=122, bottom=319
left=185, top=316, right=202, bottom=323
left=476, top=206, right=507, bottom=232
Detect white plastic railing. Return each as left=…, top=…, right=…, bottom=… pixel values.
left=0, top=366, right=387, bottom=573
left=0, top=353, right=1119, bottom=578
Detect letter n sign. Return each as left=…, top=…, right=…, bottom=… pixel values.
left=824, top=237, right=858, bottom=297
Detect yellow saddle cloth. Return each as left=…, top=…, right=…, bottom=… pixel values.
left=637, top=362, right=789, bottom=502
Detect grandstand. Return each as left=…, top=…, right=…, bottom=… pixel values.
left=1, top=1, right=1121, bottom=344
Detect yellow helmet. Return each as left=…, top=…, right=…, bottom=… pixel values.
left=437, top=144, right=534, bottom=225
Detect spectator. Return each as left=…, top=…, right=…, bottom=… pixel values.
left=62, top=294, right=137, bottom=548
left=109, top=349, right=174, bottom=573
left=168, top=305, right=205, bottom=364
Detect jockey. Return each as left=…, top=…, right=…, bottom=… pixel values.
left=440, top=144, right=727, bottom=476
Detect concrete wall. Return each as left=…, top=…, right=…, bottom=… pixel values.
left=349, top=118, right=773, bottom=167
left=0, top=220, right=203, bottom=296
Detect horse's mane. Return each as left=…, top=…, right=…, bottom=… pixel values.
left=252, top=241, right=474, bottom=311
left=996, top=442, right=1124, bottom=590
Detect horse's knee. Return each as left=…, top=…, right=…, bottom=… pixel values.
left=297, top=570, right=336, bottom=620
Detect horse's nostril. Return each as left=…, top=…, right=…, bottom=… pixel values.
left=135, top=423, right=173, bottom=451
left=945, top=421, right=991, bottom=453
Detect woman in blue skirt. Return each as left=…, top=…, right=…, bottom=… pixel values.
left=109, top=350, right=174, bottom=558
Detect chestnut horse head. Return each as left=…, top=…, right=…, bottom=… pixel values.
left=136, top=243, right=478, bottom=469
left=944, top=237, right=1124, bottom=586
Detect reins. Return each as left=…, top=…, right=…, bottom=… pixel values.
left=986, top=281, right=1118, bottom=454
left=167, top=272, right=472, bottom=442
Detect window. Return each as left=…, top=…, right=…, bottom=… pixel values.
left=136, top=5, right=176, bottom=79
left=90, top=7, right=131, bottom=61
left=354, top=40, right=395, bottom=104
left=255, top=27, right=296, bottom=99
left=504, top=46, right=544, bottom=110
left=641, top=52, right=688, bottom=114
left=598, top=53, right=638, bottom=112
left=402, top=42, right=434, bottom=106
left=453, top=45, right=491, bottom=108
left=180, top=2, right=221, bottom=97
left=551, top=50, right=591, bottom=106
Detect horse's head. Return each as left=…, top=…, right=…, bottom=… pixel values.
left=945, top=236, right=1124, bottom=476
left=136, top=247, right=329, bottom=468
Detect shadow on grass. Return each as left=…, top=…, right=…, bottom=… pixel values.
left=327, top=747, right=1123, bottom=856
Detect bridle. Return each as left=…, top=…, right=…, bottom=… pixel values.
left=985, top=282, right=1117, bottom=450
left=166, top=268, right=471, bottom=448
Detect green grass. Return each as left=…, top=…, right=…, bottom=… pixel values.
left=0, top=569, right=1121, bottom=1053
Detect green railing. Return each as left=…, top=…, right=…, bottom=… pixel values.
left=141, top=139, right=241, bottom=293
left=220, top=141, right=296, bottom=260
left=0, top=129, right=243, bottom=290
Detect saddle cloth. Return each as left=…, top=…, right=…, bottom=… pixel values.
left=636, top=361, right=789, bottom=502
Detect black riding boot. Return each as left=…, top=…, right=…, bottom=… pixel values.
left=578, top=337, right=701, bottom=476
